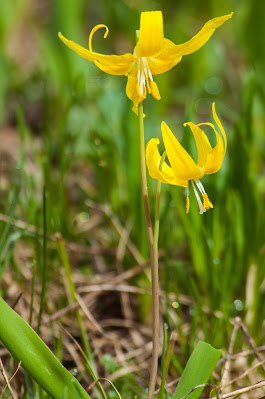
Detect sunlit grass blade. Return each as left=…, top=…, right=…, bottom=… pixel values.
left=0, top=297, right=92, bottom=399
left=172, top=341, right=222, bottom=399
left=37, top=186, right=47, bottom=334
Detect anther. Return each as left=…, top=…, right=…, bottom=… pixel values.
left=150, top=81, right=161, bottom=100
left=186, top=197, right=190, bottom=214
left=145, top=75, right=151, bottom=94
left=202, top=193, right=213, bottom=210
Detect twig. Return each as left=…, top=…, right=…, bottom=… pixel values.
left=235, top=317, right=265, bottom=372
left=0, top=358, right=19, bottom=399
left=177, top=383, right=220, bottom=399
left=36, top=256, right=156, bottom=327
left=78, top=283, right=151, bottom=295
left=115, top=220, right=144, bottom=347
left=86, top=377, right=121, bottom=399
left=223, top=358, right=265, bottom=388
left=85, top=199, right=144, bottom=264
left=209, top=380, right=265, bottom=399
left=230, top=345, right=265, bottom=359
left=220, top=320, right=240, bottom=390
left=76, top=294, right=105, bottom=335
left=0, top=212, right=113, bottom=256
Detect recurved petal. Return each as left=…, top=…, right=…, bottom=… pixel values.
left=183, top=122, right=212, bottom=169
left=136, top=11, right=164, bottom=58
left=146, top=138, right=181, bottom=185
left=198, top=123, right=225, bottom=174
left=212, top=102, right=227, bottom=153
left=156, top=13, right=233, bottom=61
left=58, top=32, right=135, bottom=75
left=161, top=122, right=204, bottom=185
left=197, top=103, right=226, bottom=174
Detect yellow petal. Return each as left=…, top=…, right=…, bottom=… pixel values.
left=183, top=122, right=212, bottom=169
left=58, top=32, right=135, bottom=75
left=136, top=11, right=164, bottom=58
left=146, top=138, right=181, bottom=185
left=212, top=102, right=227, bottom=153
left=126, top=72, right=145, bottom=115
left=197, top=104, right=226, bottom=174
left=157, top=13, right=233, bottom=60
left=161, top=122, right=204, bottom=184
left=148, top=39, right=183, bottom=75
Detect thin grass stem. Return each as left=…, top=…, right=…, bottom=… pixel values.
left=30, top=260, right=36, bottom=326
left=37, top=186, right=47, bottom=334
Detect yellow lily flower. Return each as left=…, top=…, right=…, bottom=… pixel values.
left=58, top=11, right=233, bottom=114
left=146, top=103, right=226, bottom=214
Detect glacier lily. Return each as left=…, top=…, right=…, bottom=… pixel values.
left=146, top=103, right=226, bottom=214
left=58, top=11, right=233, bottom=114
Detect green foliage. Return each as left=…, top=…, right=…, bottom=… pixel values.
left=0, top=298, right=91, bottom=399
left=172, top=341, right=222, bottom=399
left=0, top=0, right=265, bottom=397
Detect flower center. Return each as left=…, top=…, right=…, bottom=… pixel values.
left=185, top=179, right=213, bottom=214
left=137, top=57, right=161, bottom=101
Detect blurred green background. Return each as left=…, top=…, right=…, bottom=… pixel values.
left=0, top=0, right=265, bottom=396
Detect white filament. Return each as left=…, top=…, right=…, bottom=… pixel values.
left=191, top=180, right=205, bottom=214
left=194, top=178, right=206, bottom=195
left=137, top=57, right=154, bottom=95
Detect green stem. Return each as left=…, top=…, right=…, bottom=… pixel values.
left=154, top=151, right=166, bottom=248
left=138, top=102, right=158, bottom=399
left=149, top=151, right=166, bottom=399
left=138, top=102, right=154, bottom=247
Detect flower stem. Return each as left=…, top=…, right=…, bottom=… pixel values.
left=138, top=102, right=154, bottom=248
left=154, top=151, right=166, bottom=248
left=138, top=102, right=159, bottom=399
left=149, top=151, right=166, bottom=399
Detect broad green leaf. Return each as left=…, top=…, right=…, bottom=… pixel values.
left=0, top=298, right=91, bottom=399
left=172, top=341, right=221, bottom=399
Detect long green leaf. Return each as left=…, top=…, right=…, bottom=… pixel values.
left=172, top=341, right=221, bottom=399
left=0, top=297, right=91, bottom=399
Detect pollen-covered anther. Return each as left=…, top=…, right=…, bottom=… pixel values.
left=186, top=197, right=190, bottom=214
left=150, top=81, right=161, bottom=100
left=145, top=75, right=152, bottom=94
left=202, top=193, right=213, bottom=210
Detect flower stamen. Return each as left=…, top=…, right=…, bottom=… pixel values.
left=186, top=197, right=190, bottom=213
left=194, top=179, right=213, bottom=211
left=137, top=57, right=161, bottom=101
left=185, top=186, right=190, bottom=214
left=150, top=81, right=161, bottom=100
left=191, top=180, right=206, bottom=214
left=202, top=193, right=213, bottom=210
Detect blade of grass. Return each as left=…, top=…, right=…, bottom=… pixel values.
left=0, top=182, right=21, bottom=262
left=37, top=186, right=47, bottom=335
left=29, top=260, right=37, bottom=326
left=172, top=341, right=222, bottom=399
left=0, top=297, right=92, bottom=399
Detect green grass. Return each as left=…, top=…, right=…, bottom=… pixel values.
left=0, top=0, right=265, bottom=398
